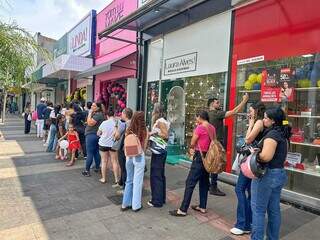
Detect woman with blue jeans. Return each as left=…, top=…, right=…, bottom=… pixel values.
left=121, top=111, right=148, bottom=212
left=250, top=107, right=291, bottom=240
left=231, top=102, right=265, bottom=235
left=82, top=102, right=105, bottom=177
left=47, top=105, right=61, bottom=152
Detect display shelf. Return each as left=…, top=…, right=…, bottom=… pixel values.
left=295, top=87, right=320, bottom=91
left=238, top=87, right=320, bottom=93
left=288, top=115, right=320, bottom=119
left=291, top=142, right=320, bottom=148
left=285, top=166, right=320, bottom=177
left=239, top=90, right=261, bottom=93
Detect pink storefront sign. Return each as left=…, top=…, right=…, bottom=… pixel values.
left=96, top=0, right=137, bottom=65
left=94, top=0, right=138, bottom=101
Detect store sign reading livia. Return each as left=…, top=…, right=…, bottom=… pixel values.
left=68, top=13, right=92, bottom=56
left=164, top=52, right=198, bottom=76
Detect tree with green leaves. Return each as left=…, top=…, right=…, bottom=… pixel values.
left=0, top=21, right=48, bottom=123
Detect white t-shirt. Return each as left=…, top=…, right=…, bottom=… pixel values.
left=98, top=118, right=125, bottom=147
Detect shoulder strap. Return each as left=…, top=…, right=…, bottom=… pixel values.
left=202, top=124, right=215, bottom=142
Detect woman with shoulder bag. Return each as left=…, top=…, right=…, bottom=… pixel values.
left=250, top=107, right=291, bottom=240
left=169, top=110, right=216, bottom=217
left=121, top=111, right=148, bottom=212
left=97, top=107, right=125, bottom=185
left=230, top=102, right=265, bottom=235
left=148, top=103, right=170, bottom=208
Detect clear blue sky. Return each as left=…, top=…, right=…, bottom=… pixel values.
left=0, top=0, right=113, bottom=39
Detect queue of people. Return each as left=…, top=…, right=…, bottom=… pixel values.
left=25, top=93, right=290, bottom=240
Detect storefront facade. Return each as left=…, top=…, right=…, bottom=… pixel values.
left=230, top=0, right=320, bottom=208
left=43, top=10, right=96, bottom=105
left=92, top=0, right=138, bottom=114
left=146, top=11, right=232, bottom=162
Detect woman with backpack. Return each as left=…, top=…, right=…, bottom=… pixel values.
left=121, top=111, right=148, bottom=212
left=148, top=103, right=170, bottom=208
left=230, top=102, right=265, bottom=236
left=169, top=110, right=216, bottom=217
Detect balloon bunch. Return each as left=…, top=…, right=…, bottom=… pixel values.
left=244, top=73, right=262, bottom=90
left=66, top=87, right=87, bottom=103
left=102, top=82, right=127, bottom=115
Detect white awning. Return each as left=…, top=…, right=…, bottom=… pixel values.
left=43, top=54, right=93, bottom=79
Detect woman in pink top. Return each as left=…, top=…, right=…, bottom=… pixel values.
left=170, top=110, right=215, bottom=217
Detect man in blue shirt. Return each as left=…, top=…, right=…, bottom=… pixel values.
left=36, top=98, right=47, bottom=138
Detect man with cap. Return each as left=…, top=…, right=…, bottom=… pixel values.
left=36, top=98, right=47, bottom=138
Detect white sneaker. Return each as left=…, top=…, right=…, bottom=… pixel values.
left=230, top=227, right=250, bottom=235
left=43, top=143, right=48, bottom=147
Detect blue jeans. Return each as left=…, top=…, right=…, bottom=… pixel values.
left=122, top=154, right=145, bottom=210
left=251, top=168, right=287, bottom=240
left=235, top=171, right=252, bottom=231
left=47, top=124, right=57, bottom=152
left=85, top=133, right=101, bottom=171
left=150, top=152, right=167, bottom=207
left=180, top=151, right=209, bottom=212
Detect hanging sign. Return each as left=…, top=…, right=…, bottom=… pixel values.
left=164, top=52, right=198, bottom=76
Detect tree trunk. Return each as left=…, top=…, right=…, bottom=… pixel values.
left=1, top=91, right=7, bottom=124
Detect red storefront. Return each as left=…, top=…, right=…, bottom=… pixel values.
left=228, top=0, right=320, bottom=205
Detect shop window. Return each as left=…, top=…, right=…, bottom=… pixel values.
left=158, top=73, right=226, bottom=158
left=233, top=53, right=320, bottom=198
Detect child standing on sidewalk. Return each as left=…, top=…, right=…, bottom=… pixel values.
left=58, top=124, right=81, bottom=166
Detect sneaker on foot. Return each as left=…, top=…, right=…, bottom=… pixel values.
left=112, top=182, right=121, bottom=188
left=81, top=170, right=91, bottom=177
left=230, top=227, right=250, bottom=235
left=209, top=186, right=226, bottom=196
left=147, top=200, right=154, bottom=207
left=116, top=190, right=124, bottom=195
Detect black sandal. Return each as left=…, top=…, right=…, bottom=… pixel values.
left=169, top=209, right=187, bottom=217
left=191, top=205, right=207, bottom=214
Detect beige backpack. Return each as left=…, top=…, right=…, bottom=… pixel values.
left=199, top=125, right=226, bottom=174
left=124, top=131, right=143, bottom=157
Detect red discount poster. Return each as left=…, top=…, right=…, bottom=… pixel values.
left=261, top=68, right=295, bottom=102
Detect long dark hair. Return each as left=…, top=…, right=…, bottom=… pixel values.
left=265, top=107, right=292, bottom=140
left=251, top=101, right=266, bottom=120
left=126, top=111, right=147, bottom=144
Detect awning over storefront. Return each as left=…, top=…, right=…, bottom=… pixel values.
left=98, top=0, right=231, bottom=39
left=75, top=52, right=135, bottom=80
left=42, top=54, right=93, bottom=79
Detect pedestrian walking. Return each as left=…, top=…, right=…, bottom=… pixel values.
left=121, top=111, right=148, bottom=212
left=250, top=107, right=291, bottom=240
left=230, top=101, right=265, bottom=236
left=169, top=110, right=215, bottom=217
left=207, top=93, right=249, bottom=196
left=81, top=102, right=104, bottom=177
left=148, top=103, right=170, bottom=208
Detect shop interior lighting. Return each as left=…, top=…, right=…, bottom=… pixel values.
left=302, top=54, right=313, bottom=58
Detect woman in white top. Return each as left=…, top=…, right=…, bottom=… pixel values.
left=97, top=107, right=125, bottom=185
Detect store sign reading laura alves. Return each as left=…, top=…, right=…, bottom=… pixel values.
left=164, top=52, right=198, bottom=76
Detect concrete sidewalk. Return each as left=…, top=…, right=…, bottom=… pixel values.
left=0, top=116, right=319, bottom=240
